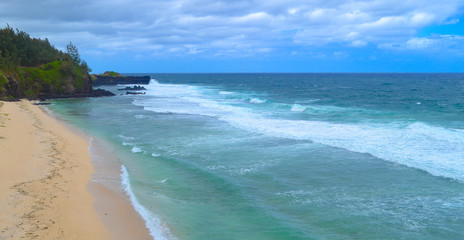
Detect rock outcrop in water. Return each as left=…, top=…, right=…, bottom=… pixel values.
left=91, top=71, right=150, bottom=86
left=117, top=85, right=147, bottom=91
left=125, top=91, right=146, bottom=95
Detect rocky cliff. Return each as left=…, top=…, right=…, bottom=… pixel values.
left=0, top=60, right=114, bottom=101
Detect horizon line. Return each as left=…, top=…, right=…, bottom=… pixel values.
left=106, top=72, right=464, bottom=75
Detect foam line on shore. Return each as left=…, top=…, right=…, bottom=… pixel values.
left=121, top=165, right=177, bottom=240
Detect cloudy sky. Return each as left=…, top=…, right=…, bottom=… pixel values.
left=1, top=0, right=464, bottom=72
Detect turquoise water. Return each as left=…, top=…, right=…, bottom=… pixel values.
left=49, top=73, right=464, bottom=239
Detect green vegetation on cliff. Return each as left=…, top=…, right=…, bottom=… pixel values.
left=0, top=25, right=93, bottom=100
left=89, top=71, right=124, bottom=83
left=92, top=71, right=125, bottom=79
left=103, top=71, right=122, bottom=78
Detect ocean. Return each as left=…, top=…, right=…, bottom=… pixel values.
left=48, top=73, right=464, bottom=239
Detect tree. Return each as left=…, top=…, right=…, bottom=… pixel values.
left=66, top=42, right=81, bottom=65
left=81, top=60, right=92, bottom=73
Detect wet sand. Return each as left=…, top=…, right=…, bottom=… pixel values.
left=88, top=137, right=152, bottom=240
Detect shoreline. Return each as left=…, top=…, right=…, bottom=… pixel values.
left=0, top=100, right=150, bottom=239
left=87, top=137, right=152, bottom=240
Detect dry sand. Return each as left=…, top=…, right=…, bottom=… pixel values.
left=0, top=100, right=150, bottom=239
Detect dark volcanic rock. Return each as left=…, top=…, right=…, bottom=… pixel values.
left=126, top=91, right=146, bottom=95
left=93, top=75, right=150, bottom=86
left=33, top=101, right=51, bottom=105
left=117, top=85, right=147, bottom=91
left=91, top=88, right=116, bottom=97
left=37, top=88, right=115, bottom=101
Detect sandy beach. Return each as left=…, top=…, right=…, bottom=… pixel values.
left=0, top=100, right=150, bottom=240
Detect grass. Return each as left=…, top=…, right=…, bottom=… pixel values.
left=101, top=71, right=125, bottom=78
left=104, top=71, right=121, bottom=77
left=19, top=60, right=64, bottom=92
left=0, top=70, right=6, bottom=85
left=1, top=59, right=88, bottom=99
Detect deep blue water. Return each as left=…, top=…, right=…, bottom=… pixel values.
left=49, top=73, right=464, bottom=240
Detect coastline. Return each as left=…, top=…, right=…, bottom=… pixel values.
left=0, top=100, right=150, bottom=239
left=87, top=137, right=152, bottom=240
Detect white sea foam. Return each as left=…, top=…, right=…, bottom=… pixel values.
left=224, top=117, right=464, bottom=181
left=118, top=135, right=135, bottom=140
left=144, top=80, right=198, bottom=98
left=131, top=147, right=143, bottom=153
left=219, top=91, right=233, bottom=95
left=250, top=97, right=266, bottom=104
left=121, top=165, right=177, bottom=240
left=206, top=165, right=226, bottom=171
left=134, top=80, right=464, bottom=181
left=290, top=104, right=307, bottom=112
left=230, top=168, right=257, bottom=175
left=303, top=104, right=366, bottom=115
left=135, top=114, right=146, bottom=119
left=121, top=136, right=136, bottom=146
left=133, top=93, right=255, bottom=119
left=295, top=99, right=321, bottom=104
left=283, top=102, right=372, bottom=115
left=88, top=137, right=94, bottom=152
left=152, top=153, right=161, bottom=157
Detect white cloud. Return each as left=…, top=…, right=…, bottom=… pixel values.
left=409, top=13, right=436, bottom=26
left=350, top=40, right=367, bottom=47
left=231, top=12, right=273, bottom=24
left=406, top=37, right=435, bottom=49
left=379, top=34, right=464, bottom=52
left=306, top=8, right=333, bottom=20
left=287, top=8, right=298, bottom=15
left=360, top=16, right=407, bottom=29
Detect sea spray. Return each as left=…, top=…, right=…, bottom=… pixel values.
left=250, top=97, right=267, bottom=104
left=290, top=104, right=307, bottom=112
left=121, top=165, right=177, bottom=240
left=131, top=146, right=143, bottom=153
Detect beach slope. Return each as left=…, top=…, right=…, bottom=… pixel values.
left=0, top=100, right=111, bottom=239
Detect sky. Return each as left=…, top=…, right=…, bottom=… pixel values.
left=1, top=0, right=464, bottom=73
